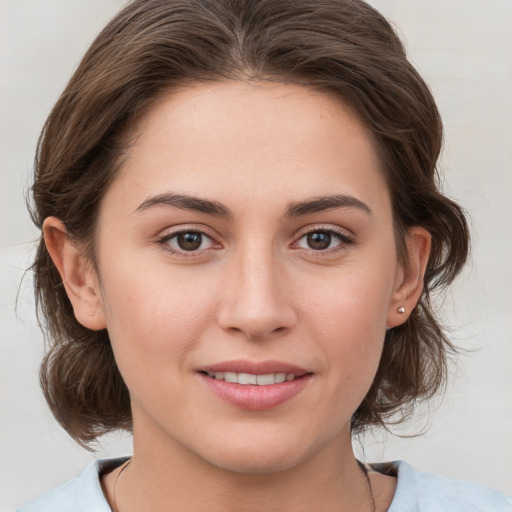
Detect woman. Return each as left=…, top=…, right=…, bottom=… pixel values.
left=18, top=0, right=511, bottom=510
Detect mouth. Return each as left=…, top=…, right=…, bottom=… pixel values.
left=200, top=371, right=299, bottom=385
left=197, top=360, right=313, bottom=410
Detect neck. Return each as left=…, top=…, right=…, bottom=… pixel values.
left=112, top=419, right=374, bottom=512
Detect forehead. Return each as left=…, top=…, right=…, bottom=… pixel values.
left=106, top=80, right=389, bottom=213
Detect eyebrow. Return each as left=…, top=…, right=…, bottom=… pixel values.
left=134, top=193, right=232, bottom=217
left=134, top=192, right=371, bottom=218
left=284, top=194, right=371, bottom=217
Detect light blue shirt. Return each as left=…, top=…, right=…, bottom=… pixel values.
left=18, top=458, right=512, bottom=511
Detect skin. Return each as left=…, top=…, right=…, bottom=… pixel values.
left=44, top=81, right=430, bottom=512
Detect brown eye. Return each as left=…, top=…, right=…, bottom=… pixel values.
left=306, top=231, right=332, bottom=250
left=176, top=232, right=203, bottom=251
left=295, top=228, right=352, bottom=252
left=162, top=231, right=215, bottom=253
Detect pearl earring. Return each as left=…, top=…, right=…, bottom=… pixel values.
left=397, top=306, right=406, bottom=315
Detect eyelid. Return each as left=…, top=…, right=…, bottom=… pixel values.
left=292, top=225, right=354, bottom=251
left=154, top=223, right=353, bottom=257
left=156, top=225, right=222, bottom=255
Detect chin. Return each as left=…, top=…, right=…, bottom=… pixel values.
left=194, top=428, right=332, bottom=476
left=205, top=449, right=306, bottom=475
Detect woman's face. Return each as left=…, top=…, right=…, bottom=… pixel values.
left=89, top=81, right=412, bottom=472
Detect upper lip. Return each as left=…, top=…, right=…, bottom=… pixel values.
left=200, top=360, right=310, bottom=376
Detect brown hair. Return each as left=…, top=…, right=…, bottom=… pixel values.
left=30, top=0, right=469, bottom=446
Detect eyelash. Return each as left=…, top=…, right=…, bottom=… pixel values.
left=157, top=226, right=354, bottom=257
left=294, top=226, right=354, bottom=254
left=157, top=228, right=218, bottom=257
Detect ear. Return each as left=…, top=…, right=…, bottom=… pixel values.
left=43, top=217, right=107, bottom=330
left=387, top=226, right=431, bottom=328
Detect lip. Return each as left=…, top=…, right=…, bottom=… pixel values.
left=200, top=359, right=310, bottom=376
left=197, top=360, right=313, bottom=411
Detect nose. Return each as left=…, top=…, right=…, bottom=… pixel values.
left=217, top=246, right=297, bottom=342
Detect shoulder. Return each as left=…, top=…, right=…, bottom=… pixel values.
left=16, top=457, right=128, bottom=512
left=380, top=460, right=512, bottom=512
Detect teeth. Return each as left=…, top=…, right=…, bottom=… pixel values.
left=224, top=372, right=237, bottom=383
left=206, top=372, right=296, bottom=385
left=256, top=374, right=274, bottom=385
left=275, top=373, right=286, bottom=383
left=238, top=373, right=257, bottom=385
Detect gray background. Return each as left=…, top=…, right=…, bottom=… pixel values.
left=1, top=1, right=511, bottom=510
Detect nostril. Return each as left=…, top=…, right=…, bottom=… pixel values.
left=216, top=291, right=297, bottom=341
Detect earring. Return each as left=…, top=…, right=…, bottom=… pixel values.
left=397, top=306, right=406, bottom=315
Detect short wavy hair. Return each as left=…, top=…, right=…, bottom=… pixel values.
left=30, top=0, right=470, bottom=446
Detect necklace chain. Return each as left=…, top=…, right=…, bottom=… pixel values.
left=112, top=458, right=375, bottom=512
left=360, top=462, right=377, bottom=512
left=113, top=458, right=131, bottom=512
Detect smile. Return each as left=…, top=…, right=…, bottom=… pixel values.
left=198, top=361, right=312, bottom=410
left=205, top=372, right=297, bottom=385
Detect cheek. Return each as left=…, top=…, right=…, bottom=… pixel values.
left=97, top=258, right=218, bottom=371
left=299, top=263, right=393, bottom=383
left=303, top=264, right=393, bottom=337
left=97, top=269, right=219, bottom=418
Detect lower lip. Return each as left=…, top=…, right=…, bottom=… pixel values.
left=198, top=373, right=312, bottom=411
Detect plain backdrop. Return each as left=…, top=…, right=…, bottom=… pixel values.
left=1, top=1, right=511, bottom=510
